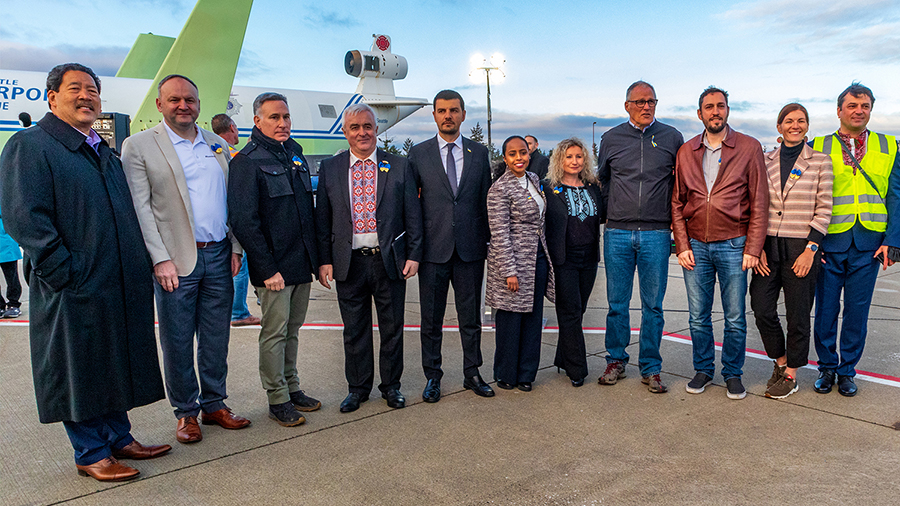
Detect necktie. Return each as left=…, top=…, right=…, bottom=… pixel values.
left=446, top=143, right=458, bottom=195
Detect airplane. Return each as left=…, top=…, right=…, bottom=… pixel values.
left=0, top=0, right=428, bottom=167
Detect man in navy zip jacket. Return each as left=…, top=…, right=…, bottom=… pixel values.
left=597, top=81, right=683, bottom=393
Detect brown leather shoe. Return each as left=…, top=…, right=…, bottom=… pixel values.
left=112, top=440, right=172, bottom=460
left=200, top=408, right=251, bottom=429
left=231, top=315, right=261, bottom=327
left=76, top=457, right=140, bottom=482
left=176, top=416, right=202, bottom=443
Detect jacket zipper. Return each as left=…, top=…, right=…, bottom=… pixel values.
left=638, top=130, right=644, bottom=230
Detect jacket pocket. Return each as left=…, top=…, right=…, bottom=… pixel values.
left=260, top=165, right=294, bottom=198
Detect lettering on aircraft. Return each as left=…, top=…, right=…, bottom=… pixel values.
left=0, top=75, right=48, bottom=112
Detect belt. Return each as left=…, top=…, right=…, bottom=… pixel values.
left=196, top=240, right=222, bottom=249
left=353, top=246, right=380, bottom=256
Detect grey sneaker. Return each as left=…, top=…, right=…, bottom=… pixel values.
left=598, top=361, right=626, bottom=385
left=289, top=390, right=322, bottom=412
left=641, top=374, right=668, bottom=393
left=765, top=374, right=798, bottom=399
left=685, top=372, right=713, bottom=394
left=767, top=361, right=786, bottom=388
left=268, top=401, right=306, bottom=427
left=3, top=307, right=21, bottom=318
left=725, top=377, right=746, bottom=400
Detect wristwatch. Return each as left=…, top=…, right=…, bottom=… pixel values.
left=806, top=243, right=818, bottom=252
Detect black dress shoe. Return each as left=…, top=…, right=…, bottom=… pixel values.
left=339, top=392, right=369, bottom=413
left=517, top=382, right=532, bottom=392
left=571, top=378, right=585, bottom=387
left=382, top=389, right=406, bottom=409
left=422, top=379, right=441, bottom=403
left=463, top=374, right=496, bottom=397
left=838, top=375, right=858, bottom=397
left=814, top=370, right=836, bottom=394
left=496, top=380, right=514, bottom=390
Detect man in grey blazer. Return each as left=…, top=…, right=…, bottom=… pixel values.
left=122, top=74, right=250, bottom=444
left=408, top=90, right=494, bottom=402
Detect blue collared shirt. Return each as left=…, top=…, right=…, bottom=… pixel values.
left=163, top=122, right=228, bottom=242
left=436, top=134, right=464, bottom=186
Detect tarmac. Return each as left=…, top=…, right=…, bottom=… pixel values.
left=2, top=255, right=900, bottom=506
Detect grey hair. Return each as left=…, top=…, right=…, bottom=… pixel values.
left=626, top=80, right=656, bottom=100
left=343, top=103, right=377, bottom=124
left=253, top=92, right=288, bottom=115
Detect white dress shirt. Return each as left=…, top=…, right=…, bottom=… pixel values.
left=348, top=151, right=380, bottom=249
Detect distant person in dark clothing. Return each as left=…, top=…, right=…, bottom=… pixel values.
left=525, top=135, right=550, bottom=179
left=0, top=206, right=22, bottom=318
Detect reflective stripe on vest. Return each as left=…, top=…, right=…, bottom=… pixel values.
left=813, top=132, right=896, bottom=234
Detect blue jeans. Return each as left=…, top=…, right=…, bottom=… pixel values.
left=232, top=253, right=251, bottom=320
left=603, top=228, right=670, bottom=376
left=682, top=236, right=748, bottom=380
left=155, top=239, right=233, bottom=419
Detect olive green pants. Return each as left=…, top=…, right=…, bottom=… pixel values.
left=258, top=283, right=311, bottom=404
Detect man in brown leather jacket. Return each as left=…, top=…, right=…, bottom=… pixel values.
left=672, top=86, right=768, bottom=400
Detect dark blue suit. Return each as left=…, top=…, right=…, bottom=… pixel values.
left=408, top=136, right=491, bottom=380
left=814, top=141, right=900, bottom=376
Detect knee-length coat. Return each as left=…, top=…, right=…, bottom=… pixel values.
left=0, top=113, right=164, bottom=424
left=485, top=169, right=556, bottom=312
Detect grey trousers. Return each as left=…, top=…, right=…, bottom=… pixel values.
left=258, top=283, right=311, bottom=404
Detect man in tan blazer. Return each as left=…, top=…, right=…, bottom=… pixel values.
left=122, top=74, right=250, bottom=445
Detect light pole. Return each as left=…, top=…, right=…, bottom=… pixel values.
left=592, top=121, right=597, bottom=154
left=470, top=53, right=505, bottom=155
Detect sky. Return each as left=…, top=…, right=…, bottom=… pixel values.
left=2, top=0, right=900, bottom=151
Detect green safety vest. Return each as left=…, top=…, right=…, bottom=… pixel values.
left=813, top=132, right=897, bottom=234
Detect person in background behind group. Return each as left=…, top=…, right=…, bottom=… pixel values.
left=0, top=206, right=23, bottom=319
left=122, top=74, right=251, bottom=444
left=672, top=86, right=768, bottom=400
left=597, top=81, right=683, bottom=393
left=0, top=63, right=169, bottom=482
left=212, top=114, right=259, bottom=328
left=315, top=103, right=423, bottom=413
left=229, top=92, right=321, bottom=427
left=750, top=103, right=833, bottom=399
left=811, top=83, right=900, bottom=397
left=408, top=90, right=495, bottom=402
left=525, top=135, right=550, bottom=179
left=543, top=137, right=603, bottom=387
left=486, top=135, right=556, bottom=392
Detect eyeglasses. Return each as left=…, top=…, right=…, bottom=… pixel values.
left=627, top=99, right=658, bottom=108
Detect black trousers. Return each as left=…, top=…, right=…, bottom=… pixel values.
left=419, top=250, right=485, bottom=380
left=749, top=236, right=819, bottom=369
left=493, top=251, right=549, bottom=384
left=553, top=247, right=597, bottom=381
left=336, top=251, right=405, bottom=395
left=0, top=260, right=21, bottom=309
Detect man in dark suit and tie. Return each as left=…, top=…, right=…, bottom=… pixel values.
left=408, top=90, right=495, bottom=402
left=316, top=103, right=423, bottom=413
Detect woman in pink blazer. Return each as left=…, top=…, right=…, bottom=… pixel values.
left=750, top=103, right=833, bottom=398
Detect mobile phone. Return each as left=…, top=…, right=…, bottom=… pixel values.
left=875, top=251, right=885, bottom=264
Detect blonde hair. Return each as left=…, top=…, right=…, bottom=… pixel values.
left=547, top=137, right=597, bottom=187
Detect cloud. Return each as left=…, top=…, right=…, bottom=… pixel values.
left=235, top=49, right=273, bottom=79
left=0, top=40, right=128, bottom=76
left=302, top=8, right=360, bottom=28
left=721, top=0, right=900, bottom=63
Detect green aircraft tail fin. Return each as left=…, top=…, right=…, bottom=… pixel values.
left=115, top=33, right=176, bottom=79
left=130, top=0, right=254, bottom=132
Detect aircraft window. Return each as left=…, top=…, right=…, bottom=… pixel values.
left=318, top=105, right=337, bottom=118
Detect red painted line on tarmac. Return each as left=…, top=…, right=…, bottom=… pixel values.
left=4, top=320, right=898, bottom=387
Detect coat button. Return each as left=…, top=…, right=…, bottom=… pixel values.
left=35, top=269, right=42, bottom=275
left=777, top=211, right=782, bottom=216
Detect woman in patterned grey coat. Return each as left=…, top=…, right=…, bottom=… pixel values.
left=486, top=136, right=556, bottom=391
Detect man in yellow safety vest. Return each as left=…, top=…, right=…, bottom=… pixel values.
left=811, top=83, right=900, bottom=397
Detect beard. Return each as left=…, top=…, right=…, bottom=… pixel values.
left=705, top=119, right=726, bottom=134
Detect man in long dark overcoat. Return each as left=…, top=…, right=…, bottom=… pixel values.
left=0, top=63, right=170, bottom=482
